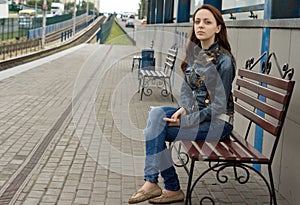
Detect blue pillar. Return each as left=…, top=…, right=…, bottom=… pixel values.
left=164, top=0, right=174, bottom=23
left=147, top=0, right=150, bottom=24
left=177, top=0, right=191, bottom=23
left=271, top=0, right=300, bottom=18
left=156, top=0, right=163, bottom=23
left=253, top=0, right=272, bottom=172
left=147, top=0, right=156, bottom=24
left=203, top=0, right=222, bottom=11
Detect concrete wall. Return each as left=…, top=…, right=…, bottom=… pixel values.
left=134, top=19, right=300, bottom=205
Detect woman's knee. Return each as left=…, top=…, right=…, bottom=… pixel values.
left=149, top=106, right=176, bottom=119
left=149, top=107, right=166, bottom=120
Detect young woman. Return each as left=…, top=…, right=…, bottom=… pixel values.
left=128, top=4, right=236, bottom=204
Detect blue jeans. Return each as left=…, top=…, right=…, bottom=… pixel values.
left=144, top=106, right=233, bottom=191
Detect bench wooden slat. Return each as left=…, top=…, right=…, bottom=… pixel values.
left=234, top=102, right=279, bottom=135
left=165, top=61, right=174, bottom=69
left=231, top=130, right=269, bottom=162
left=140, top=70, right=146, bottom=75
left=236, top=78, right=288, bottom=105
left=181, top=140, right=203, bottom=159
left=194, top=141, right=220, bottom=160
left=182, top=136, right=270, bottom=163
left=233, top=89, right=283, bottom=120
left=222, top=138, right=253, bottom=161
left=208, top=141, right=236, bottom=160
left=145, top=70, right=153, bottom=76
left=153, top=71, right=162, bottom=77
left=181, top=140, right=220, bottom=160
left=157, top=71, right=167, bottom=78
left=167, top=49, right=177, bottom=55
left=238, top=69, right=294, bottom=91
left=149, top=70, right=157, bottom=77
left=158, top=71, right=166, bottom=77
left=166, top=56, right=175, bottom=62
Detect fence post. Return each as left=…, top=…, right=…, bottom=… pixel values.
left=1, top=19, right=4, bottom=41
left=2, top=43, right=5, bottom=60
left=15, top=41, right=18, bottom=56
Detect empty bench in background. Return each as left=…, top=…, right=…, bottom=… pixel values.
left=131, top=49, right=155, bottom=80
left=138, top=47, right=178, bottom=102
left=171, top=52, right=295, bottom=205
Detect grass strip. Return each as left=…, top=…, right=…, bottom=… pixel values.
left=105, top=19, right=134, bottom=45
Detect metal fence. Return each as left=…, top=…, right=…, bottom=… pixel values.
left=0, top=17, right=42, bottom=41
left=98, top=14, right=114, bottom=43
left=28, top=14, right=91, bottom=39
left=0, top=38, right=41, bottom=60
left=0, top=10, right=92, bottom=41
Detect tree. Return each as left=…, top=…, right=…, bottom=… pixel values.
left=138, top=0, right=147, bottom=19
left=25, top=0, right=51, bottom=11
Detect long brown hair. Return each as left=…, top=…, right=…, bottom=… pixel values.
left=181, top=4, right=234, bottom=72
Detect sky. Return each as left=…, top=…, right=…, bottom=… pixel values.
left=99, top=0, right=140, bottom=14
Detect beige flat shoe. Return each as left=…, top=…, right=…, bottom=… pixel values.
left=148, top=189, right=185, bottom=204
left=128, top=185, right=162, bottom=204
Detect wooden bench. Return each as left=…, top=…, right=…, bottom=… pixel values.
left=171, top=53, right=295, bottom=205
left=138, top=47, right=177, bottom=101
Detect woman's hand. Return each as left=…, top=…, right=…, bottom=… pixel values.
left=163, top=117, right=180, bottom=126
left=163, top=107, right=186, bottom=127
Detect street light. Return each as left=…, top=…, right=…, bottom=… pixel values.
left=41, top=0, right=47, bottom=49
left=73, top=0, right=76, bottom=36
left=86, top=0, right=89, bottom=24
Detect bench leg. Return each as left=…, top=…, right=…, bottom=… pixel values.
left=131, top=58, right=135, bottom=72
left=168, top=78, right=174, bottom=102
left=185, top=159, right=195, bottom=205
left=268, top=165, right=277, bottom=205
left=183, top=160, right=276, bottom=205
left=140, top=76, right=145, bottom=101
left=140, top=88, right=144, bottom=100
left=161, top=79, right=169, bottom=97
left=138, top=77, right=142, bottom=93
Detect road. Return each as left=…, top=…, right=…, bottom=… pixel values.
left=116, top=17, right=141, bottom=41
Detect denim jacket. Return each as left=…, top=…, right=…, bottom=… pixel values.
left=179, top=42, right=235, bottom=128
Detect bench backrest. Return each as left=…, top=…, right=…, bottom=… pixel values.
left=233, top=67, right=295, bottom=162
left=162, top=48, right=177, bottom=76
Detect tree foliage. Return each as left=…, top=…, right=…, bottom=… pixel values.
left=25, top=0, right=51, bottom=11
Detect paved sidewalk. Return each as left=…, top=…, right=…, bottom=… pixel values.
left=0, top=44, right=291, bottom=205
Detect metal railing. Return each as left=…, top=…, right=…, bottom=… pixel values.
left=0, top=39, right=41, bottom=60
left=28, top=14, right=92, bottom=39
left=98, top=14, right=114, bottom=43
left=0, top=17, right=42, bottom=41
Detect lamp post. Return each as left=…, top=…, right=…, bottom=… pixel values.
left=86, top=0, right=89, bottom=23
left=73, top=0, right=76, bottom=36
left=93, top=0, right=96, bottom=18
left=41, top=0, right=47, bottom=49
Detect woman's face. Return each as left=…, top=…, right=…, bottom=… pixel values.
left=193, top=9, right=221, bottom=46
